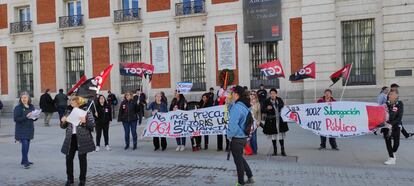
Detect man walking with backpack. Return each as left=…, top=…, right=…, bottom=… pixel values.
left=227, top=86, right=254, bottom=186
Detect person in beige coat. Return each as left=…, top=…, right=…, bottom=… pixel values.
left=249, top=91, right=262, bottom=155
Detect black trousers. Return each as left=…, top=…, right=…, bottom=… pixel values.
left=230, top=138, right=253, bottom=185
left=153, top=137, right=167, bottom=150
left=191, top=136, right=202, bottom=147
left=204, top=135, right=209, bottom=147
left=95, top=123, right=109, bottom=146
left=138, top=104, right=144, bottom=125
left=384, top=127, right=400, bottom=158
left=217, top=135, right=229, bottom=150
left=66, top=134, right=87, bottom=182
left=320, top=136, right=337, bottom=148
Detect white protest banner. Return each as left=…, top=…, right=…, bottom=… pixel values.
left=217, top=32, right=236, bottom=70
left=151, top=38, right=169, bottom=73
left=281, top=101, right=387, bottom=138
left=176, top=82, right=193, bottom=94
left=143, top=105, right=228, bottom=138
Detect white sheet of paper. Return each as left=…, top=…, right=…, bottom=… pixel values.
left=29, top=109, right=42, bottom=120
left=66, top=108, right=87, bottom=126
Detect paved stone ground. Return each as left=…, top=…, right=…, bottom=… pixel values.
left=1, top=117, right=414, bottom=186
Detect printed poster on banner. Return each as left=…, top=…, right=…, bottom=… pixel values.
left=143, top=105, right=228, bottom=138
left=281, top=101, right=386, bottom=138
left=176, top=82, right=193, bottom=94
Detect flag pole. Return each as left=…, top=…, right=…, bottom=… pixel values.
left=314, top=79, right=316, bottom=102
left=284, top=79, right=288, bottom=104
left=340, top=65, right=352, bottom=101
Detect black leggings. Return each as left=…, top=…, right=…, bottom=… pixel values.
left=383, top=127, right=400, bottom=158
left=96, top=123, right=109, bottom=146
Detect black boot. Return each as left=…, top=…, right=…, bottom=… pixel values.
left=279, top=140, right=286, bottom=156
left=78, top=180, right=85, bottom=186
left=133, top=144, right=137, bottom=150
left=124, top=144, right=129, bottom=150
left=65, top=180, right=74, bottom=186
left=272, top=140, right=277, bottom=156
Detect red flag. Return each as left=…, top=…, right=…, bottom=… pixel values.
left=259, top=60, right=285, bottom=78
left=329, top=63, right=352, bottom=86
left=94, top=64, right=113, bottom=91
left=67, top=75, right=87, bottom=96
left=289, top=62, right=316, bottom=81
left=120, top=62, right=154, bottom=78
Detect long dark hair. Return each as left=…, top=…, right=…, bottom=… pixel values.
left=96, top=95, right=108, bottom=107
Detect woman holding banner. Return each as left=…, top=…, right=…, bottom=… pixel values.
left=262, top=88, right=288, bottom=156
left=317, top=89, right=339, bottom=151
left=191, top=93, right=214, bottom=151
left=170, top=90, right=188, bottom=151
left=382, top=90, right=404, bottom=165
left=147, top=93, right=168, bottom=151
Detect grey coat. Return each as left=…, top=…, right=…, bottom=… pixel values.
left=61, top=106, right=95, bottom=155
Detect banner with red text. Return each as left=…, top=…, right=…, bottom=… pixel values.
left=143, top=105, right=228, bottom=138
left=281, top=101, right=387, bottom=138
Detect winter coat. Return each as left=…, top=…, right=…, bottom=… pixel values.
left=60, top=105, right=95, bottom=155
left=39, top=93, right=56, bottom=112
left=386, top=100, right=404, bottom=128
left=198, top=99, right=213, bottom=109
left=117, top=99, right=140, bottom=122
left=94, top=102, right=112, bottom=125
left=107, top=93, right=118, bottom=106
left=0, top=99, right=3, bottom=110
left=169, top=98, right=187, bottom=111
left=147, top=101, right=168, bottom=113
left=54, top=93, right=68, bottom=107
left=14, top=104, right=35, bottom=140
left=261, top=97, right=288, bottom=135
left=257, top=89, right=267, bottom=103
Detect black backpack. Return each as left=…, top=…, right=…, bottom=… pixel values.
left=244, top=111, right=254, bottom=136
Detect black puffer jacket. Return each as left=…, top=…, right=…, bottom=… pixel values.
left=387, top=100, right=404, bottom=128
left=61, top=105, right=95, bottom=155
left=118, top=99, right=140, bottom=122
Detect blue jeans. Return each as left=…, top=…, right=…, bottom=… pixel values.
left=20, top=139, right=30, bottom=165
left=57, top=106, right=67, bottom=120
left=176, top=137, right=186, bottom=146
left=250, top=130, right=258, bottom=154
left=122, top=121, right=138, bottom=146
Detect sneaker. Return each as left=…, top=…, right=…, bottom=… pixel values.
left=105, top=145, right=111, bottom=151
left=246, top=177, right=255, bottom=184
left=95, top=146, right=100, bottom=152
left=384, top=157, right=396, bottom=165
left=318, top=147, right=326, bottom=150
left=180, top=145, right=185, bottom=151
left=176, top=146, right=181, bottom=152
left=22, top=164, right=30, bottom=169
left=235, top=183, right=244, bottom=186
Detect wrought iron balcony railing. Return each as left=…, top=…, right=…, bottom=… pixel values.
left=10, top=21, right=32, bottom=34
left=59, top=15, right=83, bottom=29
left=175, top=0, right=206, bottom=16
left=114, top=8, right=141, bottom=23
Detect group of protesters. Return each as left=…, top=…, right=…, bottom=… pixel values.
left=11, top=82, right=410, bottom=186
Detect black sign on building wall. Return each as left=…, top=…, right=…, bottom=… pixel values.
left=243, top=0, right=282, bottom=43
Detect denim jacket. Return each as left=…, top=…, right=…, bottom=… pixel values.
left=226, top=101, right=249, bottom=140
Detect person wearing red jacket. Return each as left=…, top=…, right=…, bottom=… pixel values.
left=317, top=89, right=339, bottom=150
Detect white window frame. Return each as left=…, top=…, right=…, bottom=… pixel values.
left=66, top=0, right=82, bottom=16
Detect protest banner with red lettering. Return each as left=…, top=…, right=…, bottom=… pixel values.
left=143, top=105, right=228, bottom=138
left=281, top=101, right=387, bottom=138
left=120, top=62, right=154, bottom=77
left=259, top=59, right=285, bottom=78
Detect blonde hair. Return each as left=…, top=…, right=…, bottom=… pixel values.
left=70, top=96, right=86, bottom=107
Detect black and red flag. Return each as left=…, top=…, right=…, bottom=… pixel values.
left=329, top=63, right=352, bottom=87
left=69, top=64, right=114, bottom=99
left=67, top=75, right=87, bottom=96
left=289, top=62, right=316, bottom=81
